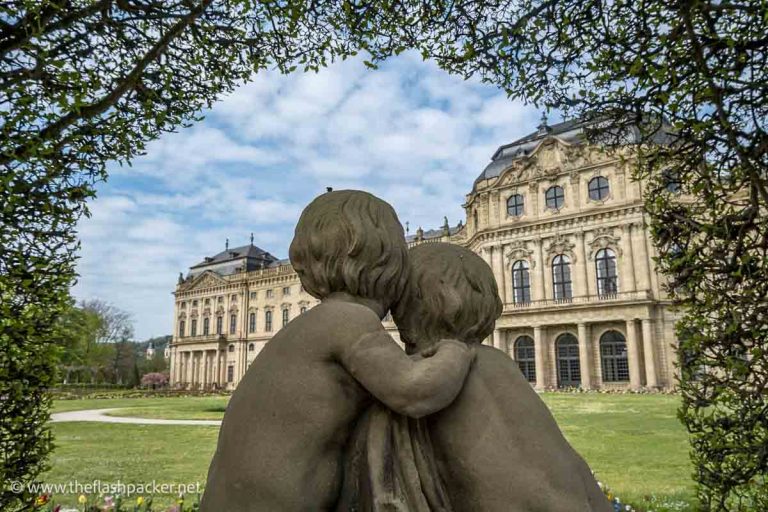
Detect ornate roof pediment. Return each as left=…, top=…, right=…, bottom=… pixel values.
left=183, top=270, right=227, bottom=291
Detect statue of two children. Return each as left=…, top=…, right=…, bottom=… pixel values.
left=201, top=190, right=611, bottom=512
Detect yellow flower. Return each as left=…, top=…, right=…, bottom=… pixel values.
left=78, top=494, right=87, bottom=504
left=136, top=496, right=144, bottom=506
left=35, top=494, right=49, bottom=506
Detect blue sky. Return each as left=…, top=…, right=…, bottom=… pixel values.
left=72, top=51, right=544, bottom=340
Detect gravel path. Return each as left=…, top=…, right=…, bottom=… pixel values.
left=50, top=408, right=221, bottom=426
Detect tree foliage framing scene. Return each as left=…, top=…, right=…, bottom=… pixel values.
left=1, top=1, right=766, bottom=511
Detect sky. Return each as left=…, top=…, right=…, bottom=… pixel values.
left=72, top=51, right=545, bottom=340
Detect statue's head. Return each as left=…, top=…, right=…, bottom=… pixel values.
left=289, top=190, right=409, bottom=312
left=394, top=243, right=502, bottom=353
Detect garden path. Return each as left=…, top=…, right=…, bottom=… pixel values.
left=50, top=408, right=221, bottom=426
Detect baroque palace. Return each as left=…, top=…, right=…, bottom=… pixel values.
left=169, top=118, right=678, bottom=391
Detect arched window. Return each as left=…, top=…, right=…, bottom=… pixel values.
left=248, top=343, right=255, bottom=352
left=216, top=315, right=223, bottom=335
left=507, top=194, right=524, bottom=217
left=282, top=308, right=290, bottom=327
left=202, top=317, right=210, bottom=336
left=229, top=314, right=237, bottom=334
left=556, top=333, right=581, bottom=387
left=511, top=260, right=531, bottom=304
left=249, top=312, right=256, bottom=333
left=588, top=176, right=610, bottom=200
left=545, top=185, right=565, bottom=210
left=190, top=319, right=198, bottom=337
left=228, top=344, right=235, bottom=353
left=300, top=306, right=307, bottom=314
left=600, top=331, right=629, bottom=382
left=595, top=248, right=619, bottom=296
left=514, top=336, right=536, bottom=383
left=178, top=320, right=186, bottom=338
left=265, top=310, right=273, bottom=332
left=226, top=366, right=234, bottom=383
left=552, top=255, right=573, bottom=300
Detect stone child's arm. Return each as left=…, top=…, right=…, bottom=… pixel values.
left=340, top=332, right=474, bottom=419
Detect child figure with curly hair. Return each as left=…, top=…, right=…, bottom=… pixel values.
left=200, top=191, right=474, bottom=512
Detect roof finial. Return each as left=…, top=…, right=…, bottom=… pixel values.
left=225, top=238, right=229, bottom=251
left=538, top=111, right=551, bottom=135
left=326, top=186, right=333, bottom=193
left=250, top=232, right=254, bottom=246
left=405, top=221, right=410, bottom=234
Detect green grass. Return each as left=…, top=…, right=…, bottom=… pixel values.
left=541, top=393, right=694, bottom=510
left=45, top=423, right=218, bottom=509
left=45, top=393, right=694, bottom=511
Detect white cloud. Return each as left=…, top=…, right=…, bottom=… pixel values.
left=76, top=52, right=539, bottom=339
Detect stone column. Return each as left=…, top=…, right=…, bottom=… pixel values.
left=622, top=223, right=637, bottom=293
left=492, top=328, right=503, bottom=351
left=582, top=232, right=594, bottom=297
left=534, top=239, right=546, bottom=301
left=574, top=231, right=588, bottom=298
left=634, top=221, right=652, bottom=292
left=529, top=182, right=540, bottom=217
left=185, top=352, right=193, bottom=388
left=534, top=326, right=547, bottom=390
left=577, top=322, right=592, bottom=389
left=625, top=320, right=642, bottom=390
left=503, top=246, right=514, bottom=304
left=642, top=318, right=659, bottom=388
left=493, top=245, right=508, bottom=304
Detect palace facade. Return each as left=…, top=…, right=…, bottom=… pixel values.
left=169, top=118, right=679, bottom=391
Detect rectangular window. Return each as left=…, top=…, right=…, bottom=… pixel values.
left=265, top=310, right=272, bottom=332
left=191, top=319, right=198, bottom=337
left=229, top=314, right=237, bottom=334
left=250, top=291, right=257, bottom=300
left=202, top=318, right=209, bottom=335
left=216, top=316, right=223, bottom=335
left=266, top=289, right=274, bottom=298
left=283, top=286, right=291, bottom=296
left=227, top=366, right=234, bottom=383
left=282, top=308, right=289, bottom=327
left=179, top=320, right=186, bottom=337
left=249, top=312, right=256, bottom=333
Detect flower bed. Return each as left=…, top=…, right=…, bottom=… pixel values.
left=35, top=494, right=199, bottom=512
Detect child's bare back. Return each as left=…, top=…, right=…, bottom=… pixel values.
left=202, top=299, right=472, bottom=511
left=428, top=345, right=612, bottom=512
left=200, top=191, right=473, bottom=511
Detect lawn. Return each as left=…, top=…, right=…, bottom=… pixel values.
left=45, top=393, right=694, bottom=511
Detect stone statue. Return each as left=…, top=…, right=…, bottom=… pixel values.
left=339, top=243, right=611, bottom=511
left=201, top=190, right=611, bottom=512
left=200, top=191, right=474, bottom=512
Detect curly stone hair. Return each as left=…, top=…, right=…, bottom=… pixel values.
left=288, top=190, right=409, bottom=309
left=394, top=243, right=502, bottom=347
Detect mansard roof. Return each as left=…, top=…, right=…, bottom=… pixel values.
left=475, top=118, right=590, bottom=186
left=187, top=244, right=280, bottom=278
left=474, top=117, right=672, bottom=188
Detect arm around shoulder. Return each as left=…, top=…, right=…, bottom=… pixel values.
left=340, top=333, right=474, bottom=418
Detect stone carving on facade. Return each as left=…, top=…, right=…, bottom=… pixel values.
left=504, top=241, right=535, bottom=268
left=545, top=234, right=577, bottom=261
left=588, top=228, right=623, bottom=259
